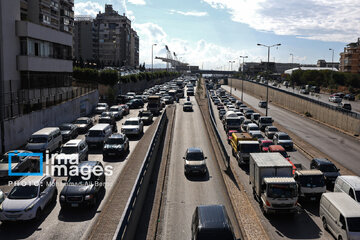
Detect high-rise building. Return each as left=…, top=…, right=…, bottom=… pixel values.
left=0, top=0, right=74, bottom=119
left=340, top=38, right=360, bottom=73
left=74, top=4, right=139, bottom=68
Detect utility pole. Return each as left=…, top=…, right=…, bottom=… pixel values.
left=152, top=43, right=157, bottom=72
left=329, top=48, right=334, bottom=84
left=239, top=56, right=248, bottom=102
left=257, top=43, right=281, bottom=116
left=229, top=60, right=235, bottom=94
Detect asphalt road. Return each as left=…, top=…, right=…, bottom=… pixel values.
left=223, top=85, right=360, bottom=176
left=210, top=97, right=333, bottom=240
left=0, top=104, right=158, bottom=240
left=160, top=90, right=241, bottom=240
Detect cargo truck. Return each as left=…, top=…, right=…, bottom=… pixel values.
left=223, top=111, right=242, bottom=131
left=230, top=132, right=260, bottom=166
left=294, top=169, right=326, bottom=202
left=249, top=153, right=298, bottom=214
left=147, top=95, right=161, bottom=115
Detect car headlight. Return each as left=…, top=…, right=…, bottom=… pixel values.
left=85, top=194, right=94, bottom=200
left=0, top=203, right=3, bottom=212
left=60, top=195, right=65, bottom=201
left=25, top=202, right=36, bottom=212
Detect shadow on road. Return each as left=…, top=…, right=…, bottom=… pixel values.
left=185, top=170, right=210, bottom=182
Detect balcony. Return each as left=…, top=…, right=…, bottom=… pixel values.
left=17, top=55, right=72, bottom=72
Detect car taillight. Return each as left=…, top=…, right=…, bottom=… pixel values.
left=266, top=200, right=271, bottom=207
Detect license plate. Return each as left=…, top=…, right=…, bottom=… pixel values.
left=71, top=203, right=79, bottom=207
left=310, top=197, right=316, bottom=201
left=109, top=153, right=115, bottom=156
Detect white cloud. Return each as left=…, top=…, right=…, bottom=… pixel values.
left=202, top=0, right=360, bottom=42
left=74, top=1, right=103, bottom=17
left=169, top=10, right=208, bottom=17
left=128, top=0, right=146, bottom=5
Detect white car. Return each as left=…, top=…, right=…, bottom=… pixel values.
left=95, top=103, right=109, bottom=114
left=121, top=117, right=144, bottom=136
left=109, top=105, right=124, bottom=120
left=0, top=175, right=57, bottom=221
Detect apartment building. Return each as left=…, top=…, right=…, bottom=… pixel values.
left=73, top=16, right=93, bottom=61
left=340, top=38, right=360, bottom=73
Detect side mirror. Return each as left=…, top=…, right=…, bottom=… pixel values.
left=337, top=168, right=340, bottom=172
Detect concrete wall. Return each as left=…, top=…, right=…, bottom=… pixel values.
left=229, top=78, right=360, bottom=135
left=2, top=90, right=99, bottom=153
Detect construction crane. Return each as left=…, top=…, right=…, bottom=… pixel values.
left=155, top=45, right=188, bottom=70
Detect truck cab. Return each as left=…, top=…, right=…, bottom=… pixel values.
left=223, top=111, right=242, bottom=131
left=230, top=133, right=259, bottom=166
left=294, top=170, right=326, bottom=202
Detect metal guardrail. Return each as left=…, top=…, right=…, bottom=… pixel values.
left=237, top=78, right=360, bottom=119
left=113, top=108, right=168, bottom=240
left=205, top=89, right=230, bottom=168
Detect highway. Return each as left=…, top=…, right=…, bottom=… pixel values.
left=209, top=92, right=333, bottom=240
left=223, top=85, right=360, bottom=175
left=158, top=91, right=241, bottom=240
left=0, top=105, right=158, bottom=240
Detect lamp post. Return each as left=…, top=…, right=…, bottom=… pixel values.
left=329, top=48, right=334, bottom=87
left=152, top=43, right=157, bottom=72
left=257, top=43, right=281, bottom=116
left=229, top=60, right=235, bottom=94
left=240, top=56, right=248, bottom=102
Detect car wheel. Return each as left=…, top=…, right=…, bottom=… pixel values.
left=338, top=236, right=343, bottom=240
left=322, top=218, right=328, bottom=230
left=35, top=208, right=42, bottom=221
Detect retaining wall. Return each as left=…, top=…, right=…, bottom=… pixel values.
left=2, top=90, right=99, bottom=153
left=230, top=79, right=360, bottom=135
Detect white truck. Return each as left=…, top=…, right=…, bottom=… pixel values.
left=294, top=170, right=326, bottom=202
left=147, top=95, right=161, bottom=115
left=223, top=111, right=242, bottom=131
left=249, top=152, right=298, bottom=215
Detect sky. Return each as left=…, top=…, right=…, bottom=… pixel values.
left=74, top=0, right=360, bottom=70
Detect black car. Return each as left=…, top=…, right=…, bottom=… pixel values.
left=60, top=161, right=106, bottom=208
left=344, top=94, right=355, bottom=101
left=127, top=99, right=144, bottom=109
left=98, top=116, right=117, bottom=132
left=74, top=117, right=93, bottom=134
left=310, top=158, right=340, bottom=188
left=138, top=110, right=153, bottom=125
left=0, top=150, right=37, bottom=179
left=191, top=205, right=236, bottom=240
left=258, top=101, right=267, bottom=108
left=59, top=123, right=78, bottom=142
left=103, top=133, right=129, bottom=158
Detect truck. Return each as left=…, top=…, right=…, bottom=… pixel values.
left=147, top=95, right=161, bottom=115
left=249, top=153, right=298, bottom=214
left=230, top=132, right=260, bottom=165
left=223, top=111, right=242, bottom=131
left=294, top=169, right=326, bottom=202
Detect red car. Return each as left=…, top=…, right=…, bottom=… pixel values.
left=217, top=104, right=225, bottom=110
left=227, top=130, right=238, bottom=144
left=259, top=140, right=274, bottom=152
left=269, top=145, right=297, bottom=174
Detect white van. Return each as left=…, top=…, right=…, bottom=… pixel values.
left=320, top=192, right=360, bottom=240
left=85, top=124, right=112, bottom=148
left=26, top=127, right=62, bottom=153
left=334, top=176, right=360, bottom=203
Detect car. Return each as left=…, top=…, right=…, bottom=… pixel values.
left=103, top=133, right=129, bottom=158
left=59, top=123, right=78, bottom=142
left=310, top=158, right=340, bottom=188
left=183, top=101, right=193, bottom=112
left=74, top=117, right=93, bottom=134
left=342, top=103, right=352, bottom=111
left=217, top=104, right=225, bottom=110
left=213, top=99, right=220, bottom=105
left=300, top=89, right=309, bottom=94
left=329, top=95, right=342, bottom=103
left=26, top=127, right=62, bottom=153
left=127, top=99, right=144, bottom=109
left=246, top=123, right=260, bottom=133
left=98, top=116, right=117, bottom=132
left=219, top=109, right=226, bottom=120
left=120, top=104, right=130, bottom=115
left=249, top=130, right=265, bottom=141
left=191, top=205, right=236, bottom=240
left=244, top=109, right=255, bottom=119
left=273, top=132, right=293, bottom=150
left=241, top=119, right=252, bottom=132
left=264, top=126, right=278, bottom=139
left=86, top=124, right=113, bottom=149
left=95, top=103, right=109, bottom=114
left=101, top=111, right=115, bottom=118
left=109, top=105, right=124, bottom=120
left=60, top=161, right=105, bottom=209
left=0, top=150, right=36, bottom=179
left=0, top=175, right=57, bottom=221
left=121, top=117, right=144, bottom=137
left=259, top=140, right=274, bottom=152
left=138, top=110, right=154, bottom=125
left=58, top=139, right=88, bottom=162
left=344, top=94, right=355, bottom=101
left=183, top=148, right=207, bottom=176
left=258, top=101, right=267, bottom=108
left=335, top=92, right=345, bottom=98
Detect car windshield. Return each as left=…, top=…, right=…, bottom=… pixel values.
left=124, top=121, right=139, bottom=125
left=260, top=118, right=272, bottom=123
left=319, top=164, right=338, bottom=172
left=240, top=143, right=260, bottom=153
left=106, top=138, right=124, bottom=144
left=60, top=146, right=78, bottom=154
left=148, top=103, right=158, bottom=108
left=268, top=127, right=278, bottom=132
left=110, top=107, right=119, bottom=111
left=298, top=175, right=324, bottom=187
left=75, top=119, right=88, bottom=124
left=59, top=125, right=71, bottom=131
left=356, top=191, right=360, bottom=202
left=279, top=135, right=290, bottom=140
left=262, top=142, right=274, bottom=147
left=184, top=102, right=192, bottom=106
left=141, top=112, right=152, bottom=116
left=227, top=119, right=241, bottom=125
left=186, top=151, right=204, bottom=160
left=28, top=136, right=47, bottom=143
left=8, top=185, right=38, bottom=199
left=67, top=175, right=96, bottom=185
left=347, top=218, right=360, bottom=232
left=99, top=118, right=111, bottom=124
left=1, top=154, right=21, bottom=163
left=197, top=231, right=234, bottom=240
left=267, top=183, right=297, bottom=198
left=97, top=104, right=106, bottom=107
left=252, top=134, right=263, bottom=139
left=88, top=130, right=104, bottom=137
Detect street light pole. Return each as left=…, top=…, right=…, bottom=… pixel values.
left=239, top=56, right=248, bottom=102
left=229, top=60, right=235, bottom=95
left=257, top=43, right=281, bottom=116
left=152, top=43, right=157, bottom=72
left=290, top=53, right=294, bottom=64
left=329, top=48, right=334, bottom=85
